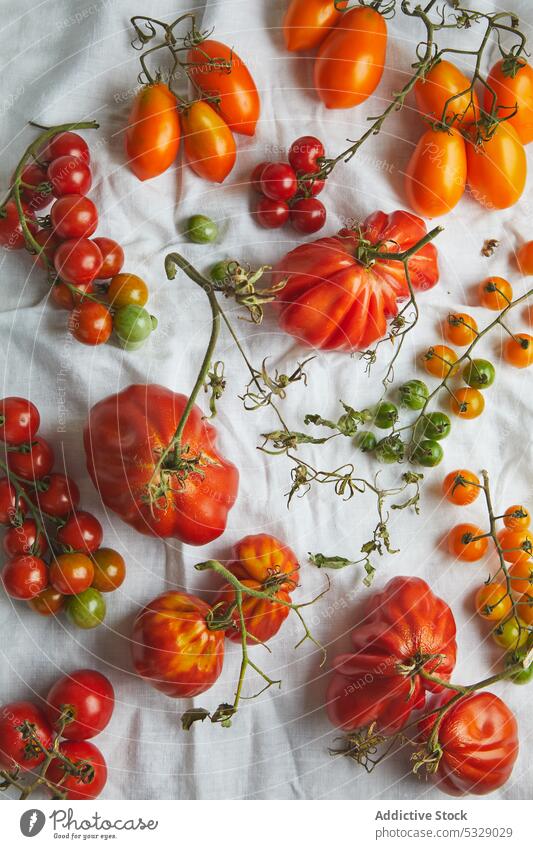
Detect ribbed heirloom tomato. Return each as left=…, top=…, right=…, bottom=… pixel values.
left=84, top=384, right=238, bottom=545
left=283, top=0, right=344, bottom=52
left=326, top=576, right=457, bottom=732
left=125, top=82, right=181, bottom=181
left=132, top=591, right=225, bottom=698
left=405, top=128, right=467, bottom=218
left=272, top=210, right=439, bottom=351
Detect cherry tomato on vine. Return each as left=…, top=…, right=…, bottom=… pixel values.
left=69, top=301, right=113, bottom=346
left=47, top=740, right=107, bottom=800
left=125, top=83, right=181, bottom=181
left=48, top=156, right=92, bottom=197
left=2, top=554, right=48, bottom=600
left=503, top=505, right=530, bottom=531
left=46, top=669, right=115, bottom=740
left=92, top=237, right=124, bottom=279
left=484, top=59, right=533, bottom=145
left=7, top=435, right=54, bottom=481
left=493, top=617, right=529, bottom=650
left=54, top=238, right=103, bottom=285
left=28, top=586, right=65, bottom=616
left=50, top=553, right=95, bottom=596
left=414, top=439, right=444, bottom=467
left=51, top=280, right=94, bottom=310
left=19, top=163, right=52, bottom=210
left=442, top=469, right=480, bottom=505
left=374, top=435, right=404, bottom=464
left=450, top=387, right=485, bottom=419
left=0, top=478, right=27, bottom=525
left=66, top=588, right=106, bottom=630
left=283, top=0, right=344, bottom=52
left=51, top=194, right=98, bottom=239
left=373, top=402, right=398, bottom=430
left=113, top=305, right=157, bottom=350
left=33, top=228, right=61, bottom=268
left=414, top=411, right=451, bottom=441
left=260, top=162, right=298, bottom=201
left=0, top=200, right=30, bottom=250
left=462, top=358, right=495, bottom=389
left=3, top=519, right=48, bottom=558
left=290, top=197, right=327, bottom=234
left=43, top=132, right=90, bottom=164
left=36, top=473, right=80, bottom=518
left=497, top=528, right=533, bottom=565
left=509, top=560, right=533, bottom=594
left=447, top=523, right=488, bottom=562
left=505, top=648, right=533, bottom=685
left=423, top=345, right=459, bottom=378
left=414, top=60, right=479, bottom=125
left=444, top=313, right=478, bottom=346
left=297, top=176, right=325, bottom=198
left=250, top=162, right=269, bottom=192
left=399, top=379, right=429, bottom=410
left=181, top=100, right=236, bottom=184
left=0, top=396, right=40, bottom=445
left=479, top=276, right=513, bottom=310
left=516, top=591, right=533, bottom=626
left=255, top=197, right=290, bottom=228
left=465, top=121, right=527, bottom=210
left=405, top=127, right=466, bottom=218
left=355, top=431, right=377, bottom=453
left=517, top=241, right=533, bottom=275
left=288, top=136, right=325, bottom=174
left=107, top=273, right=148, bottom=308
left=475, top=583, right=512, bottom=621
left=57, top=510, right=103, bottom=554
left=503, top=333, right=533, bottom=369
left=91, top=548, right=126, bottom=593
left=0, top=702, right=53, bottom=772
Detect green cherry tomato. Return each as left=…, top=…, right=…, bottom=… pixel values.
left=373, top=402, right=398, bottom=430
left=399, top=379, right=429, bottom=410
left=505, top=649, right=533, bottom=685
left=462, top=358, right=496, bottom=390
left=186, top=215, right=218, bottom=244
left=375, top=435, right=405, bottom=464
left=492, top=617, right=529, bottom=650
left=66, top=587, right=106, bottom=629
left=210, top=260, right=232, bottom=283
left=414, top=439, right=444, bottom=467
left=113, top=305, right=158, bottom=350
left=355, top=431, right=377, bottom=453
left=414, top=411, right=451, bottom=441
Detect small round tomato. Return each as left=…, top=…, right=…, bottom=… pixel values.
left=54, top=238, right=103, bottom=285
left=355, top=431, right=377, bottom=453
left=485, top=58, right=533, bottom=145
left=43, top=132, right=90, bottom=164
left=509, top=560, right=533, bottom=594
left=46, top=669, right=114, bottom=740
left=296, top=176, right=325, bottom=197
left=0, top=397, right=40, bottom=445
left=475, top=583, right=512, bottom=621
left=0, top=477, right=27, bottom=525
left=444, top=313, right=478, bottom=346
left=497, top=528, right=533, bottom=565
left=113, top=305, right=157, bottom=350
left=7, top=435, right=54, bottom=481
left=505, top=648, right=533, bottom=685
left=373, top=402, right=398, bottom=430
left=51, top=194, right=98, bottom=239
left=450, top=387, right=485, bottom=419
left=250, top=161, right=269, bottom=192
left=181, top=100, right=236, bottom=184
left=414, top=59, right=479, bottom=125
left=414, top=411, right=451, bottom=441
left=462, top=358, right=496, bottom=389
left=28, top=586, right=65, bottom=616
left=442, top=469, right=480, bottom=505
left=33, top=228, right=61, bottom=268
left=56, top=510, right=103, bottom=553
left=375, top=435, right=405, bottom=464
left=125, top=83, right=180, bottom=181
left=493, top=616, right=529, bottom=650
left=0, top=702, right=53, bottom=772
left=50, top=553, right=95, bottom=596
left=107, top=273, right=148, bottom=308
left=414, top=439, right=444, bottom=467
left=255, top=197, right=289, bottom=228
left=289, top=136, right=325, bottom=174
left=0, top=200, right=26, bottom=250
left=479, top=276, right=513, bottom=310
left=423, top=345, right=459, bottom=378
left=3, top=519, right=48, bottom=557
left=92, top=237, right=124, bottom=279
left=186, top=214, right=218, bottom=244
left=290, top=197, right=327, bottom=234
left=465, top=121, right=526, bottom=210
left=69, top=302, right=113, bottom=346
left=260, top=162, right=298, bottom=201
left=517, top=240, right=533, bottom=275
left=51, top=280, right=94, bottom=310
left=66, top=588, right=106, bottom=629
left=2, top=554, right=48, bottom=600
left=48, top=156, right=92, bottom=197
left=405, top=127, right=467, bottom=218
left=19, top=163, right=52, bottom=210
left=503, top=333, right=533, bottom=369
left=448, top=523, right=488, bottom=562
left=36, top=473, right=80, bottom=518
left=46, top=740, right=107, bottom=800
left=91, top=548, right=126, bottom=592
left=516, top=591, right=533, bottom=626
left=399, top=379, right=429, bottom=410
left=503, top=505, right=530, bottom=531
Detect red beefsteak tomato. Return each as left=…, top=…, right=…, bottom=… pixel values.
left=326, top=576, right=457, bottom=732
left=83, top=384, right=238, bottom=546
left=272, top=210, right=439, bottom=351
left=131, top=591, right=225, bottom=698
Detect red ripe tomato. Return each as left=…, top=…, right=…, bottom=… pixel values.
left=3, top=519, right=48, bottom=557
left=47, top=740, right=107, bottom=800
left=68, top=302, right=113, bottom=346
left=181, top=100, right=236, bottom=184
left=43, top=132, right=90, bottom=164
left=92, top=237, right=124, bottom=279
left=19, top=163, right=52, bottom=211
left=0, top=200, right=29, bottom=250
left=260, top=162, right=298, bottom=201
left=132, top=591, right=225, bottom=698
left=484, top=59, right=533, bottom=145
left=290, top=197, right=327, bottom=234
left=283, top=0, right=344, bottom=52
left=272, top=209, right=439, bottom=351
left=36, top=473, right=80, bottom=517
left=28, top=586, right=65, bottom=616
left=7, top=435, right=54, bottom=481
left=51, top=280, right=94, bottom=310
left=0, top=477, right=27, bottom=525
left=187, top=40, right=260, bottom=136
left=288, top=135, right=325, bottom=174
left=326, top=576, right=457, bottom=733
left=33, top=229, right=62, bottom=268
left=2, top=554, right=49, bottom=600
left=0, top=701, right=53, bottom=771
left=314, top=6, right=387, bottom=109
left=84, top=384, right=239, bottom=546
left=46, top=669, right=114, bottom=740
left=420, top=691, right=518, bottom=796
left=48, top=155, right=92, bottom=196
left=51, top=195, right=98, bottom=239
left=250, top=161, right=270, bottom=192
left=0, top=396, right=40, bottom=445
left=50, top=553, right=94, bottom=595
left=54, top=238, right=103, bottom=285
left=56, top=510, right=103, bottom=554
left=255, top=197, right=290, bottom=229
left=125, top=83, right=181, bottom=181
left=216, top=578, right=292, bottom=644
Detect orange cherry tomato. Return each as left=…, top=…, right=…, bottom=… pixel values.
left=498, top=528, right=533, bottom=565
left=187, top=40, right=260, bottom=137
left=125, top=83, right=181, bottom=181
left=450, top=387, right=485, bottom=419
left=414, top=60, right=479, bottom=126
left=465, top=121, right=527, bottom=210
left=423, top=344, right=459, bottom=378
left=283, top=0, right=345, bottom=52
left=503, top=505, right=530, bottom=531
left=509, top=560, right=533, bottom=595
left=479, top=276, right=513, bottom=310
left=314, top=6, right=387, bottom=109
left=442, top=469, right=480, bottom=506
left=107, top=273, right=148, bottom=309
left=444, top=313, right=478, bottom=346
left=181, top=101, right=236, bottom=183
left=484, top=59, right=533, bottom=145
left=405, top=128, right=466, bottom=218
left=448, top=523, right=488, bottom=562
left=516, top=590, right=533, bottom=626
left=503, top=333, right=533, bottom=369
left=517, top=241, right=533, bottom=274
left=475, top=583, right=512, bottom=621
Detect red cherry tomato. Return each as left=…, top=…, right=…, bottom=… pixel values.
left=0, top=702, right=53, bottom=771
left=255, top=197, right=290, bottom=228
left=260, top=162, right=298, bottom=200
left=56, top=510, right=103, bottom=554
left=0, top=396, right=40, bottom=445
left=36, top=473, right=80, bottom=517
left=92, top=237, right=124, bottom=279
left=48, top=155, right=92, bottom=196
left=288, top=135, right=325, bottom=174
left=19, top=163, right=52, bottom=211
left=0, top=200, right=30, bottom=250
left=43, top=132, right=90, bottom=164
left=46, top=669, right=114, bottom=740
left=47, top=740, right=107, bottom=800
left=54, top=238, right=103, bottom=285
left=7, top=435, right=54, bottom=481
left=297, top=176, right=325, bottom=197
left=51, top=194, right=98, bottom=239
left=251, top=161, right=270, bottom=192
left=91, top=548, right=126, bottom=592
left=290, top=197, right=327, bottom=233
left=2, top=554, right=49, bottom=599
left=0, top=478, right=27, bottom=525
left=50, top=553, right=95, bottom=595
left=3, top=519, right=48, bottom=557
left=33, top=229, right=62, bottom=268
left=28, top=586, right=65, bottom=616
left=51, top=280, right=94, bottom=310
left=69, top=302, right=113, bottom=346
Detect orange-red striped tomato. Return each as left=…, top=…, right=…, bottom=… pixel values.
left=125, top=83, right=181, bottom=181
left=181, top=101, right=236, bottom=183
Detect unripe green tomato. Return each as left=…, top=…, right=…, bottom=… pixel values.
left=414, top=439, right=444, bottom=467
left=414, top=411, right=451, bottom=441
left=399, top=379, right=429, bottom=410
left=355, top=431, right=377, bottom=453
left=492, top=617, right=529, bottom=650
left=186, top=215, right=218, bottom=244
left=375, top=436, right=404, bottom=464
left=373, top=402, right=398, bottom=430
left=114, top=305, right=158, bottom=350
left=210, top=260, right=231, bottom=283
left=66, top=588, right=106, bottom=629
left=462, top=358, right=496, bottom=389
left=505, top=649, right=533, bottom=685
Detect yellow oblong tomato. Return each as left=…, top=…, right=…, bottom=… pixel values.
left=465, top=121, right=527, bottom=210
left=187, top=40, right=260, bottom=137
left=283, top=0, right=344, bottom=53
left=181, top=101, right=236, bottom=183
left=414, top=60, right=479, bottom=126
left=484, top=59, right=533, bottom=145
left=314, top=6, right=387, bottom=109
left=125, top=83, right=181, bottom=181
left=405, top=127, right=466, bottom=218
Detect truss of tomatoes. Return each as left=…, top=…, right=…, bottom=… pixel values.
left=0, top=130, right=157, bottom=349
left=0, top=668, right=113, bottom=800
left=0, top=397, right=126, bottom=628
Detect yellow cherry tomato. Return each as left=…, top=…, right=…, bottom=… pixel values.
left=516, top=591, right=533, bottom=626
left=447, top=523, right=488, bottom=562
left=478, top=276, right=513, bottom=310
left=498, top=528, right=533, bottom=565
left=492, top=617, right=529, bottom=650
left=107, top=273, right=149, bottom=309
left=450, top=387, right=485, bottom=419
left=503, top=505, right=531, bottom=531
left=423, top=345, right=459, bottom=378
left=503, top=333, right=533, bottom=369
left=475, top=583, right=513, bottom=621
left=509, top=560, right=533, bottom=595
left=517, top=241, right=533, bottom=274
left=442, top=469, right=480, bottom=505
left=444, top=313, right=478, bottom=346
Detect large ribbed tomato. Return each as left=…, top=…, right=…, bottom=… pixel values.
left=131, top=591, right=225, bottom=698
left=84, top=384, right=239, bottom=546
left=283, top=0, right=345, bottom=52
left=326, top=576, right=457, bottom=732
left=272, top=209, right=439, bottom=351
left=420, top=691, right=519, bottom=796
left=125, top=83, right=181, bottom=181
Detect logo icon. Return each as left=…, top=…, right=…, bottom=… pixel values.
left=20, top=809, right=46, bottom=837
